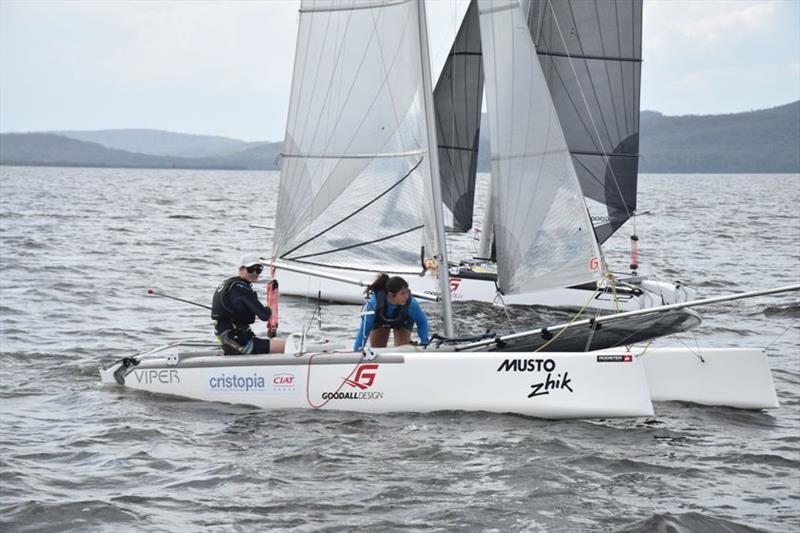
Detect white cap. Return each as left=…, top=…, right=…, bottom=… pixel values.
left=239, top=253, right=265, bottom=269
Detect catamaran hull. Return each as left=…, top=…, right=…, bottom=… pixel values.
left=274, top=263, right=691, bottom=311
left=100, top=348, right=654, bottom=419
left=99, top=344, right=779, bottom=418
left=640, top=347, right=779, bottom=409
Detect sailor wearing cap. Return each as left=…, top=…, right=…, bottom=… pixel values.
left=211, top=254, right=285, bottom=355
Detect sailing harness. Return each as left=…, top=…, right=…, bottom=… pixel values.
left=373, top=290, right=412, bottom=330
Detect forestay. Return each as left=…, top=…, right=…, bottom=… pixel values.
left=273, top=0, right=437, bottom=273
left=525, top=0, right=642, bottom=243
left=478, top=0, right=603, bottom=295
left=434, top=0, right=484, bottom=233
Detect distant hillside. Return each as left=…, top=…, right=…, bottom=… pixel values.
left=2, top=101, right=798, bottom=172
left=54, top=129, right=255, bottom=158
left=475, top=101, right=799, bottom=173
left=638, top=101, right=800, bottom=173
left=0, top=133, right=281, bottom=170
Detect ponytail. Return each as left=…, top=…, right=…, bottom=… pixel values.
left=365, top=273, right=389, bottom=296
left=365, top=274, right=409, bottom=297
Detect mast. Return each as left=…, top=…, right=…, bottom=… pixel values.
left=418, top=0, right=454, bottom=337
left=476, top=176, right=494, bottom=259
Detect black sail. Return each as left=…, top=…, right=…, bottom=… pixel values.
left=434, top=0, right=484, bottom=233
left=526, top=0, right=642, bottom=242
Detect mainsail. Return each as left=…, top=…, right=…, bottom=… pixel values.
left=272, top=0, right=437, bottom=273
left=434, top=0, right=484, bottom=233
left=525, top=0, right=642, bottom=243
left=478, top=0, right=603, bottom=295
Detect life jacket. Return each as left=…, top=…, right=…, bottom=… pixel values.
left=211, top=276, right=256, bottom=332
left=373, top=290, right=413, bottom=330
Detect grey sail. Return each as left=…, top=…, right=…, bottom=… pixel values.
left=525, top=0, right=642, bottom=243
left=434, top=0, right=484, bottom=233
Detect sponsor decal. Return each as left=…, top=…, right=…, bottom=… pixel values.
left=133, top=369, right=180, bottom=385
left=271, top=372, right=298, bottom=394
left=496, top=358, right=574, bottom=400
left=596, top=354, right=633, bottom=363
left=589, top=256, right=600, bottom=272
left=497, top=358, right=556, bottom=372
left=323, top=364, right=384, bottom=400
left=207, top=372, right=266, bottom=392
left=344, top=364, right=378, bottom=389
left=528, top=372, right=573, bottom=398
left=423, top=288, right=463, bottom=301
left=321, top=390, right=384, bottom=400
left=449, top=277, right=462, bottom=292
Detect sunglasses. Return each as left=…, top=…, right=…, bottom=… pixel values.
left=246, top=265, right=264, bottom=275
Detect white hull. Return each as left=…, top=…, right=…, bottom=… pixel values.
left=641, top=347, right=778, bottom=410
left=99, top=341, right=777, bottom=419
left=274, top=263, right=692, bottom=311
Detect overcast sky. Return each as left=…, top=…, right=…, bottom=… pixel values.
left=1, top=0, right=798, bottom=142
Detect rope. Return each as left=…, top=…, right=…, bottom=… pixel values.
left=304, top=350, right=366, bottom=409
left=606, top=272, right=621, bottom=314
left=632, top=339, right=653, bottom=358
left=492, top=291, right=515, bottom=331
left=533, top=283, right=604, bottom=352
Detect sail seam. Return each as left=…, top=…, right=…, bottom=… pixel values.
left=572, top=150, right=637, bottom=158
left=281, top=149, right=425, bottom=159
left=536, top=50, right=641, bottom=63
left=300, top=0, right=412, bottom=14
left=439, top=144, right=479, bottom=153
left=287, top=226, right=424, bottom=261
left=280, top=258, right=423, bottom=275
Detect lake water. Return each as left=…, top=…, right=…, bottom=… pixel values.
left=1, top=166, right=798, bottom=532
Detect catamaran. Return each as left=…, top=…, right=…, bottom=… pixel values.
left=101, top=0, right=796, bottom=419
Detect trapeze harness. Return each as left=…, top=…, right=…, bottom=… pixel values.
left=211, top=276, right=271, bottom=354
left=373, top=290, right=413, bottom=331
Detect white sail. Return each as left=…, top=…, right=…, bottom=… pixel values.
left=272, top=0, right=436, bottom=273
left=477, top=0, right=603, bottom=295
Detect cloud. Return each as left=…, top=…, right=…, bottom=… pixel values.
left=680, top=1, right=779, bottom=45
left=644, top=0, right=782, bottom=56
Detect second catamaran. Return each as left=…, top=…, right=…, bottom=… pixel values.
left=272, top=0, right=690, bottom=312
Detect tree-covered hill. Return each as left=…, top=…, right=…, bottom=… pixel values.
left=2, top=101, right=797, bottom=173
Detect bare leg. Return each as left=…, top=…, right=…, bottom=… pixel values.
left=270, top=338, right=286, bottom=353
left=393, top=328, right=411, bottom=346
left=369, top=328, right=390, bottom=348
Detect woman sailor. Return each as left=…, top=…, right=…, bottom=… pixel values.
left=354, top=274, right=429, bottom=351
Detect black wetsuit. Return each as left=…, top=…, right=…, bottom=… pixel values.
left=211, top=276, right=271, bottom=355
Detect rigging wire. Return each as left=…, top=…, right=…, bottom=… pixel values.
left=764, top=321, right=798, bottom=351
